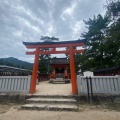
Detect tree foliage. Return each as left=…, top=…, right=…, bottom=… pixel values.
left=106, top=0, right=120, bottom=19
left=80, top=14, right=110, bottom=70
left=76, top=0, right=120, bottom=72
left=105, top=0, right=120, bottom=66
left=40, top=36, right=59, bottom=42
left=38, top=36, right=59, bottom=73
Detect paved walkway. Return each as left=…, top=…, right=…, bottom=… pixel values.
left=34, top=81, right=72, bottom=95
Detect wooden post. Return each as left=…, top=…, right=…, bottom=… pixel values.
left=30, top=47, right=39, bottom=93
left=69, top=46, right=78, bottom=94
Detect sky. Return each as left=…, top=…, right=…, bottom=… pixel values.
left=0, top=0, right=106, bottom=63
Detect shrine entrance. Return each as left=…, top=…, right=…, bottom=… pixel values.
left=23, top=40, right=84, bottom=95
left=49, top=58, right=70, bottom=80
left=56, top=68, right=64, bottom=73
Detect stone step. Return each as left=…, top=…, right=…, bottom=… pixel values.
left=53, top=81, right=66, bottom=84
left=53, top=80, right=65, bottom=82
left=26, top=98, right=76, bottom=104
left=21, top=103, right=78, bottom=112
left=21, top=95, right=78, bottom=112
left=52, top=80, right=70, bottom=84
left=26, top=95, right=76, bottom=99
left=49, top=79, right=70, bottom=84
left=53, top=79, right=66, bottom=83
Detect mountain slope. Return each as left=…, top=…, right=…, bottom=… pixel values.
left=0, top=57, right=33, bottom=70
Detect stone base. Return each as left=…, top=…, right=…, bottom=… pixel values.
left=49, top=79, right=70, bottom=84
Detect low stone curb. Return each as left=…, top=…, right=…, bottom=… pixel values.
left=75, top=94, right=120, bottom=104
left=0, top=94, right=26, bottom=103
left=0, top=93, right=120, bottom=104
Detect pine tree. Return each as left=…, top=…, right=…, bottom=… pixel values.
left=81, top=14, right=110, bottom=70
left=39, top=36, right=59, bottom=73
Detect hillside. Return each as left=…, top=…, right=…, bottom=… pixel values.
left=0, top=57, right=33, bottom=70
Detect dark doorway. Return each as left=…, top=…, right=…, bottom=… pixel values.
left=56, top=68, right=64, bottom=73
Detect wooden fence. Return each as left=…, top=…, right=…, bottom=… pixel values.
left=77, top=75, right=120, bottom=95
left=0, top=76, right=31, bottom=93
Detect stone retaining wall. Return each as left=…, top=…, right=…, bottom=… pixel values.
left=0, top=94, right=27, bottom=103
left=75, top=94, right=120, bottom=104
left=0, top=93, right=120, bottom=104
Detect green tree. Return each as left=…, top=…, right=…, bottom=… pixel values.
left=106, top=0, right=120, bottom=20
left=39, top=36, right=59, bottom=73
left=104, top=0, right=120, bottom=66
left=81, top=14, right=110, bottom=70
left=75, top=0, right=120, bottom=72
left=40, top=36, right=59, bottom=42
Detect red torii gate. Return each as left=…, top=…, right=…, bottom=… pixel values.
left=23, top=40, right=84, bottom=95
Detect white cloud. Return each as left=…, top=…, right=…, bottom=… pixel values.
left=62, top=2, right=77, bottom=16
left=0, top=0, right=106, bottom=63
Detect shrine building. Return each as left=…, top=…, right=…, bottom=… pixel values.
left=49, top=58, right=70, bottom=83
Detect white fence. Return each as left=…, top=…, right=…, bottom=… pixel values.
left=77, top=75, right=120, bottom=95
left=0, top=76, right=31, bottom=93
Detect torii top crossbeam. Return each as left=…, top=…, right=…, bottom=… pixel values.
left=23, top=40, right=85, bottom=94
left=23, top=40, right=84, bottom=55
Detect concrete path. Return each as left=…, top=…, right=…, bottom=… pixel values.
left=34, top=81, right=72, bottom=95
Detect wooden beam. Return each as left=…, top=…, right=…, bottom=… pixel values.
left=26, top=49, right=84, bottom=55
left=73, top=49, right=84, bottom=53
left=39, top=50, right=70, bottom=54
left=25, top=43, right=84, bottom=49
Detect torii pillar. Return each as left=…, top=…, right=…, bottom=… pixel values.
left=30, top=47, right=40, bottom=93
left=69, top=46, right=77, bottom=94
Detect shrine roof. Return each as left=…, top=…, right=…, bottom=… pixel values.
left=50, top=58, right=69, bottom=65
left=23, top=39, right=85, bottom=46
left=0, top=65, right=32, bottom=73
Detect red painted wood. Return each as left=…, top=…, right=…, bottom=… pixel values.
left=25, top=43, right=84, bottom=49
left=69, top=46, right=78, bottom=94
left=29, top=47, right=39, bottom=93
left=26, top=49, right=84, bottom=55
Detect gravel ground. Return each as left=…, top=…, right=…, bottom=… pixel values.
left=35, top=81, right=72, bottom=95
left=0, top=103, right=120, bottom=120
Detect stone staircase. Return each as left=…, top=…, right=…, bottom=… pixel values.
left=55, top=73, right=64, bottom=79
left=51, top=78, right=70, bottom=84
left=21, top=95, right=78, bottom=112
left=53, top=78, right=66, bottom=84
